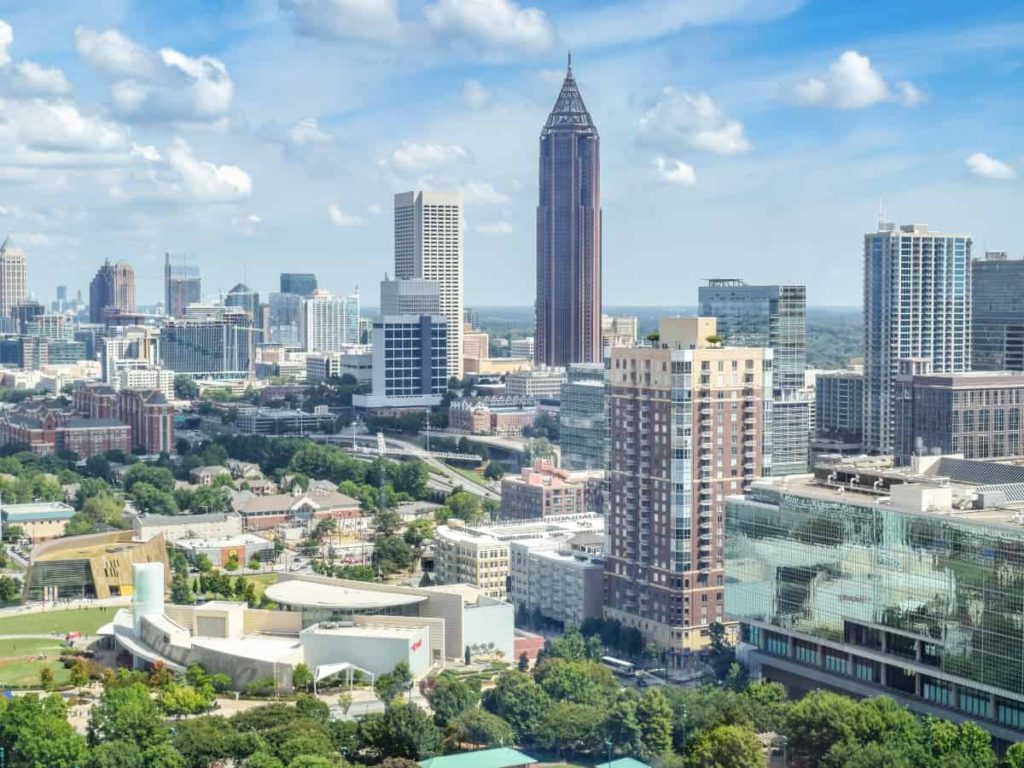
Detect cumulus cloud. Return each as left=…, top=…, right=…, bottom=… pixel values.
left=282, top=0, right=402, bottom=41
left=367, top=203, right=384, bottom=216
left=130, top=143, right=162, bottom=162
left=638, top=88, right=751, bottom=155
left=328, top=204, right=366, bottom=226
left=966, top=152, right=1015, bottom=180
left=462, top=181, right=509, bottom=205
left=653, top=156, right=696, bottom=186
left=165, top=139, right=252, bottom=201
left=792, top=51, right=922, bottom=109
left=0, top=97, right=128, bottom=152
left=0, top=19, right=12, bottom=67
left=75, top=27, right=233, bottom=123
left=287, top=117, right=331, bottom=147
left=461, top=79, right=489, bottom=108
left=425, top=0, right=554, bottom=52
left=387, top=141, right=469, bottom=171
left=475, top=221, right=513, bottom=234
left=8, top=61, right=71, bottom=95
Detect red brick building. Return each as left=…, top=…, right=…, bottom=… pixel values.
left=118, top=389, right=174, bottom=454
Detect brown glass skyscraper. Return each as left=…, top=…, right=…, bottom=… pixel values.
left=536, top=55, right=601, bottom=366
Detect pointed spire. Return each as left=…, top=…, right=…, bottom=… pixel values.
left=543, top=53, right=596, bottom=133
left=567, top=50, right=573, bottom=77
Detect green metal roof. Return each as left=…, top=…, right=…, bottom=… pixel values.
left=419, top=747, right=536, bottom=768
left=1, top=502, right=75, bottom=522
left=595, top=759, right=653, bottom=768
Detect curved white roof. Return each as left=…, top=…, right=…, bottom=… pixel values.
left=264, top=580, right=426, bottom=611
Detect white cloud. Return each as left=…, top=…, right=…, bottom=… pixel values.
left=475, top=221, right=513, bottom=234
left=462, top=181, right=509, bottom=205
left=425, top=0, right=554, bottom=52
left=792, top=51, right=921, bottom=109
left=75, top=27, right=233, bottom=123
left=461, top=79, right=489, bottom=108
left=74, top=27, right=155, bottom=78
left=0, top=19, right=13, bottom=68
left=130, top=143, right=162, bottom=162
left=282, top=0, right=402, bottom=41
left=367, top=203, right=384, bottom=216
left=9, top=61, right=71, bottom=95
left=165, top=138, right=252, bottom=201
left=0, top=97, right=128, bottom=152
left=387, top=141, right=469, bottom=171
left=286, top=117, right=331, bottom=147
left=966, top=152, right=1015, bottom=181
left=653, top=156, right=696, bottom=186
left=328, top=203, right=366, bottom=226
left=637, top=88, right=751, bottom=155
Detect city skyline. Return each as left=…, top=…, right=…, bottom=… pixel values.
left=0, top=2, right=1020, bottom=307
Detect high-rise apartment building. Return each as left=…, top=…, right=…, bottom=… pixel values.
left=89, top=260, right=136, bottom=323
left=280, top=273, right=318, bottom=297
left=352, top=314, right=448, bottom=410
left=159, top=309, right=253, bottom=378
left=814, top=371, right=864, bottom=444
left=973, top=252, right=1024, bottom=372
left=300, top=290, right=360, bottom=353
left=164, top=253, right=201, bottom=318
left=536, top=56, right=601, bottom=368
left=267, top=292, right=303, bottom=346
left=864, top=224, right=972, bottom=453
left=380, top=277, right=442, bottom=316
left=605, top=318, right=772, bottom=656
left=602, top=315, right=638, bottom=354
left=394, top=190, right=463, bottom=378
left=0, top=238, right=27, bottom=319
left=699, top=280, right=809, bottom=474
left=559, top=362, right=608, bottom=471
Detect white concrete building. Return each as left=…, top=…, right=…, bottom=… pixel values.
left=506, top=366, right=567, bottom=399
left=116, top=365, right=175, bottom=400
left=0, top=238, right=27, bottom=318
left=380, top=277, right=442, bottom=315
left=509, top=536, right=604, bottom=627
left=300, top=290, right=361, bottom=353
left=394, top=191, right=464, bottom=378
left=353, top=314, right=448, bottom=410
left=133, top=512, right=244, bottom=544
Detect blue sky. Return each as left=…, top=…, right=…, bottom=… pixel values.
left=0, top=0, right=1021, bottom=308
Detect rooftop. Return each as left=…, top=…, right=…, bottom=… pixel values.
left=264, top=580, right=425, bottom=611
left=1, top=501, right=75, bottom=521
left=301, top=622, right=423, bottom=640
left=420, top=748, right=537, bottom=768
left=176, top=533, right=271, bottom=549
left=191, top=634, right=303, bottom=664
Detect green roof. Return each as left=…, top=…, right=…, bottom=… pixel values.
left=595, top=759, right=653, bottom=768
left=419, top=747, right=536, bottom=768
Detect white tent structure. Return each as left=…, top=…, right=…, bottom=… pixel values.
left=312, top=661, right=375, bottom=694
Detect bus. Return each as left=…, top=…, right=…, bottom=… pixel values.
left=601, top=656, right=636, bottom=677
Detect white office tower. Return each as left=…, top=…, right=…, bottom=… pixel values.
left=300, top=289, right=360, bottom=353
left=380, top=277, right=442, bottom=316
left=394, top=191, right=464, bottom=378
left=0, top=237, right=27, bottom=318
left=864, top=223, right=972, bottom=453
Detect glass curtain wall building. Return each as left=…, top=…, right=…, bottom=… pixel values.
left=973, top=253, right=1024, bottom=372
left=699, top=280, right=809, bottom=475
left=559, top=361, right=608, bottom=471
left=726, top=457, right=1024, bottom=743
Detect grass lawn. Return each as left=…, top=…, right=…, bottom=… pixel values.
left=0, top=606, right=118, bottom=636
left=0, top=636, right=72, bottom=688
left=445, top=462, right=491, bottom=489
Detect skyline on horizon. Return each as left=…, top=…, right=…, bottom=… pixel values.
left=0, top=1, right=1020, bottom=307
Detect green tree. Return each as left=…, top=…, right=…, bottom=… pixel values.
left=130, top=482, right=179, bottom=516
left=534, top=657, right=617, bottom=706
left=518, top=652, right=530, bottom=672
left=637, top=687, right=674, bottom=760
left=174, top=376, right=200, bottom=400
left=39, top=665, right=56, bottom=691
left=481, top=671, right=550, bottom=744
left=784, top=689, right=859, bottom=765
left=124, top=464, right=176, bottom=494
left=547, top=627, right=587, bottom=660
left=292, top=663, right=314, bottom=692
left=483, top=462, right=504, bottom=481
left=244, top=752, right=285, bottom=768
left=373, top=535, right=413, bottom=575
left=537, top=701, right=603, bottom=756
left=0, top=693, right=88, bottom=768
left=81, top=493, right=127, bottom=529
left=159, top=684, right=214, bottom=717
left=70, top=657, right=91, bottom=689
left=426, top=672, right=480, bottom=727
left=1006, top=743, right=1024, bottom=768
left=604, top=694, right=642, bottom=758
left=374, top=662, right=413, bottom=703
left=88, top=682, right=169, bottom=751
left=685, top=724, right=766, bottom=768
left=403, top=518, right=435, bottom=548
left=363, top=702, right=441, bottom=761
left=286, top=757, right=334, bottom=768
left=445, top=491, right=482, bottom=524
left=172, top=715, right=242, bottom=768
left=446, top=707, right=514, bottom=749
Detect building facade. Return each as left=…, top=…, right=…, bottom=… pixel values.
left=726, top=457, right=1024, bottom=744
left=559, top=362, right=608, bottom=471
left=894, top=370, right=1024, bottom=464
left=353, top=315, right=448, bottom=410
left=300, top=290, right=360, bottom=353
left=506, top=366, right=566, bottom=399
left=280, top=273, right=318, bottom=297
left=509, top=539, right=604, bottom=627
left=164, top=253, right=201, bottom=318
left=225, top=283, right=260, bottom=322
left=605, top=317, right=772, bottom=655
left=973, top=252, right=1024, bottom=372
left=394, top=191, right=463, bottom=378
left=159, top=315, right=254, bottom=378
left=815, top=371, right=864, bottom=443
left=864, top=224, right=972, bottom=453
left=501, top=464, right=587, bottom=520
left=0, top=238, right=27, bottom=319
left=536, top=57, right=601, bottom=368
left=601, top=315, right=638, bottom=354
left=380, top=277, right=442, bottom=316
left=89, top=260, right=136, bottom=323
left=118, top=388, right=175, bottom=454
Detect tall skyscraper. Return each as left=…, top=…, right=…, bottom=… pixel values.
left=160, top=307, right=253, bottom=377
left=225, top=283, right=260, bottom=322
left=300, top=289, right=360, bottom=353
left=699, top=280, right=809, bottom=474
left=280, top=273, right=318, bottom=297
left=559, top=362, right=608, bottom=471
left=605, top=318, right=772, bottom=657
left=394, top=190, right=463, bottom=378
left=864, top=223, right=972, bottom=453
left=536, top=55, right=601, bottom=368
left=89, top=260, right=136, bottom=323
left=0, top=237, right=27, bottom=319
left=164, top=253, right=201, bottom=318
left=972, top=252, right=1024, bottom=371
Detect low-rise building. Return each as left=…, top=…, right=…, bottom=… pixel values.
left=176, top=533, right=274, bottom=567
left=230, top=488, right=364, bottom=532
left=133, top=512, right=244, bottom=544
left=509, top=537, right=604, bottom=628
left=500, top=463, right=587, bottom=520
left=118, top=389, right=174, bottom=454
left=235, top=407, right=336, bottom=435
left=1, top=501, right=76, bottom=542
left=190, top=466, right=231, bottom=485
left=505, top=366, right=566, bottom=400
left=448, top=397, right=536, bottom=437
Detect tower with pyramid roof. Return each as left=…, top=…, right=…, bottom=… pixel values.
left=535, top=53, right=602, bottom=367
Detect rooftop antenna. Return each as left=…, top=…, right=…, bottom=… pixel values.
left=877, top=198, right=886, bottom=228
left=567, top=50, right=573, bottom=76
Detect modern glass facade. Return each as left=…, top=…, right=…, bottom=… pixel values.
left=726, top=478, right=1024, bottom=738
left=863, top=224, right=972, bottom=453
left=973, top=254, right=1024, bottom=372
left=559, top=362, right=608, bottom=471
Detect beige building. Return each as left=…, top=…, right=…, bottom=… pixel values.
left=505, top=366, right=566, bottom=399
left=1, top=501, right=76, bottom=542
left=0, top=238, right=27, bottom=318
left=501, top=463, right=587, bottom=520
left=604, top=317, right=773, bottom=657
